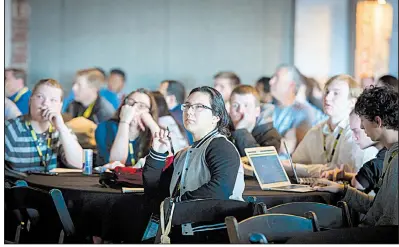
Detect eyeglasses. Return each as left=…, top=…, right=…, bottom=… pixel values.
left=181, top=103, right=213, bottom=112
left=124, top=98, right=150, bottom=110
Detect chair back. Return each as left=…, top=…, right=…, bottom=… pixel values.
left=5, top=186, right=75, bottom=243
left=266, top=201, right=352, bottom=229
left=225, top=213, right=319, bottom=244
left=154, top=197, right=267, bottom=243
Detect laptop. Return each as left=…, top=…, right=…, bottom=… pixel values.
left=283, top=141, right=320, bottom=186
left=244, top=146, right=314, bottom=193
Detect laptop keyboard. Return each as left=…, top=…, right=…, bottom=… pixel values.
left=298, top=177, right=319, bottom=185
left=274, top=184, right=309, bottom=190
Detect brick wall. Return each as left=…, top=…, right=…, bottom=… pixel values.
left=11, top=0, right=30, bottom=70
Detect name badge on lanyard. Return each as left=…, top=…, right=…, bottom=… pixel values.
left=26, top=121, right=53, bottom=170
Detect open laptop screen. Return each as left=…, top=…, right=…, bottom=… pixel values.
left=249, top=154, right=288, bottom=184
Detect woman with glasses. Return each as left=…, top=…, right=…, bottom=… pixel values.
left=144, top=86, right=244, bottom=203
left=95, top=88, right=160, bottom=166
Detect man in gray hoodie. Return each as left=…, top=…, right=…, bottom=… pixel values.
left=314, top=86, right=398, bottom=226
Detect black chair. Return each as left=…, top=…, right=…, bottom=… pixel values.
left=154, top=197, right=267, bottom=244
left=266, top=201, right=352, bottom=229
left=225, top=212, right=320, bottom=244
left=5, top=186, right=75, bottom=243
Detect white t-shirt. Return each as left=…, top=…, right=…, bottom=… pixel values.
left=292, top=118, right=379, bottom=177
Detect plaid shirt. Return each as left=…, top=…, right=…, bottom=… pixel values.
left=5, top=115, right=72, bottom=172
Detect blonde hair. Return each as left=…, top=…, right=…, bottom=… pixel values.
left=76, top=68, right=106, bottom=90
left=213, top=71, right=241, bottom=86
left=32, top=78, right=64, bottom=101
left=324, top=74, right=362, bottom=99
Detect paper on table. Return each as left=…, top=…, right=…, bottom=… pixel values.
left=50, top=168, right=82, bottom=173
left=121, top=187, right=144, bottom=193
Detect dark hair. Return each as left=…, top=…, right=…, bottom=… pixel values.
left=188, top=86, right=231, bottom=137
left=152, top=91, right=188, bottom=141
left=162, top=80, right=186, bottom=105
left=256, top=77, right=271, bottom=93
left=354, top=86, right=398, bottom=131
left=377, top=75, right=398, bottom=92
left=110, top=68, right=126, bottom=81
left=5, top=68, right=26, bottom=85
left=112, top=88, right=158, bottom=159
left=213, top=71, right=241, bottom=87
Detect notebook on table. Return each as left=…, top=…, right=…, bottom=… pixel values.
left=244, top=146, right=315, bottom=193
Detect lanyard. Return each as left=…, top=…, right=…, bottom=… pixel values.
left=25, top=121, right=53, bottom=169
left=13, top=87, right=29, bottom=103
left=323, top=128, right=343, bottom=163
left=82, top=102, right=95, bottom=119
left=129, top=141, right=136, bottom=165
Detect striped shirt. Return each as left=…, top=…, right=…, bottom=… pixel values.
left=5, top=116, right=70, bottom=172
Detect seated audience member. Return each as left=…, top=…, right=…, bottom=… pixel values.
left=255, top=76, right=273, bottom=104
left=291, top=75, right=378, bottom=177
left=5, top=98, right=21, bottom=120
left=258, top=64, right=326, bottom=154
left=159, top=79, right=193, bottom=144
left=99, top=68, right=126, bottom=109
left=62, top=67, right=108, bottom=112
left=5, top=79, right=83, bottom=172
left=66, top=68, right=115, bottom=124
left=5, top=68, right=31, bottom=114
left=152, top=91, right=189, bottom=153
left=213, top=71, right=241, bottom=113
left=229, top=85, right=281, bottom=156
left=314, top=86, right=398, bottom=226
left=360, top=75, right=375, bottom=89
left=376, top=74, right=398, bottom=92
left=321, top=110, right=386, bottom=194
left=95, top=89, right=159, bottom=166
left=144, top=86, right=245, bottom=203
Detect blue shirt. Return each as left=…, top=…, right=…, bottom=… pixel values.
left=258, top=100, right=327, bottom=136
left=8, top=88, right=31, bottom=115
left=99, top=88, right=120, bottom=110
left=95, top=120, right=141, bottom=166
left=170, top=104, right=194, bottom=144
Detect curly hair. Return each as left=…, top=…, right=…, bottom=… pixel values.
left=354, top=86, right=398, bottom=131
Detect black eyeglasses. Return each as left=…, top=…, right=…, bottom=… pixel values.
left=124, top=98, right=150, bottom=110
left=181, top=103, right=213, bottom=112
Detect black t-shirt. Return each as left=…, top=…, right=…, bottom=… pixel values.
left=355, top=148, right=387, bottom=194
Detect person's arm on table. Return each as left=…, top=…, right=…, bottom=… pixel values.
left=44, top=105, right=83, bottom=169
left=313, top=179, right=373, bottom=214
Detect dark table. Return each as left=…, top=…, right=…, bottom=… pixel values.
left=23, top=173, right=337, bottom=242
left=24, top=173, right=335, bottom=207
